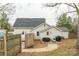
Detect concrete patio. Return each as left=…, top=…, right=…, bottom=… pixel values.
left=22, top=44, right=58, bottom=52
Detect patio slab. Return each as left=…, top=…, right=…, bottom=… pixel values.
left=22, top=44, right=58, bottom=52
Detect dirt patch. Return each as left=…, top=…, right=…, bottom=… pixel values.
left=18, top=39, right=77, bottom=56
left=48, top=39, right=77, bottom=56
left=33, top=41, right=48, bottom=48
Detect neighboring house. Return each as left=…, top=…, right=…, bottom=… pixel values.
left=39, top=26, right=69, bottom=40
left=13, top=18, right=50, bottom=40
left=13, top=18, right=69, bottom=40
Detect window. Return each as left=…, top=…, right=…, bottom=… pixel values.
left=37, top=31, right=39, bottom=36
left=47, top=32, right=49, bottom=35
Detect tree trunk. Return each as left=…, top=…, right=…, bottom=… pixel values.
left=77, top=15, right=79, bottom=49
left=74, top=4, right=79, bottom=54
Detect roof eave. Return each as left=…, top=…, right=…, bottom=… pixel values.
left=13, top=27, right=33, bottom=29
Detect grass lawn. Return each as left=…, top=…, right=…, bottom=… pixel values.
left=48, top=39, right=77, bottom=56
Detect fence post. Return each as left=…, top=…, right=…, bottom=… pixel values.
left=4, top=31, right=7, bottom=56
left=20, top=35, right=22, bottom=53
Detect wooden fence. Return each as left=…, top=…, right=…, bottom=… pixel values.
left=69, top=33, right=77, bottom=39
left=0, top=34, right=21, bottom=56
left=25, top=33, right=34, bottom=48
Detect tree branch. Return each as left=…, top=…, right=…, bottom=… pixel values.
left=44, top=3, right=61, bottom=7
left=65, top=10, right=76, bottom=14
left=65, top=3, right=76, bottom=8
left=73, top=3, right=79, bottom=15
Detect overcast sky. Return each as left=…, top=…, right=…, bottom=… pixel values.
left=9, top=3, right=76, bottom=26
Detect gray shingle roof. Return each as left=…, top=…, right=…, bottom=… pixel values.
left=13, top=18, right=45, bottom=27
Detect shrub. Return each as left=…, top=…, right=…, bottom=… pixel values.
left=42, top=37, right=50, bottom=42
left=55, top=36, right=64, bottom=42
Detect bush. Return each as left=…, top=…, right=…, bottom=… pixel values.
left=42, top=37, right=50, bottom=42
left=55, top=36, right=64, bottom=42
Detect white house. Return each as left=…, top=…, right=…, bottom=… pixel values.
left=13, top=18, right=51, bottom=40
left=13, top=18, right=69, bottom=40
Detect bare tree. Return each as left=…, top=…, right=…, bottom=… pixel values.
left=0, top=3, right=15, bottom=32
left=44, top=3, right=79, bottom=53
left=0, top=3, right=16, bottom=15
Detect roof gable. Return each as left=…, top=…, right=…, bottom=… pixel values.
left=13, top=18, right=45, bottom=27
left=40, top=26, right=69, bottom=32
left=57, top=27, right=69, bottom=32
left=32, top=23, right=51, bottom=30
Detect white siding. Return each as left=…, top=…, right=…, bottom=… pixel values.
left=14, top=28, right=32, bottom=34
left=32, top=24, right=50, bottom=39
left=13, top=24, right=69, bottom=40
left=61, top=32, right=69, bottom=38
left=13, top=23, right=50, bottom=40
left=40, top=27, right=69, bottom=40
